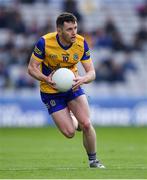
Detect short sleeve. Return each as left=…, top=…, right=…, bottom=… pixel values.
left=81, top=40, right=91, bottom=62
left=31, top=37, right=45, bottom=62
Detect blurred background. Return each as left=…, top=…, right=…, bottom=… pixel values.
left=0, top=0, right=147, bottom=127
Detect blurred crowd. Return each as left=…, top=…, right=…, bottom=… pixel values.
left=0, top=0, right=147, bottom=90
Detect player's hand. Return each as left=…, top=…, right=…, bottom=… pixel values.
left=72, top=76, right=86, bottom=90
left=46, top=71, right=57, bottom=89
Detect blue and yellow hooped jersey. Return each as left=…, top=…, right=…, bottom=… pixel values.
left=31, top=32, right=92, bottom=93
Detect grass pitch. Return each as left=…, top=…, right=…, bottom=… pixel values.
left=0, top=126, right=147, bottom=179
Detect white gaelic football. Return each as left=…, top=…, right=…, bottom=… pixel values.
left=52, top=68, right=75, bottom=92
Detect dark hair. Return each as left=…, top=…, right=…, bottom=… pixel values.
left=56, top=12, right=77, bottom=28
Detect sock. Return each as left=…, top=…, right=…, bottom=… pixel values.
left=88, top=152, right=96, bottom=164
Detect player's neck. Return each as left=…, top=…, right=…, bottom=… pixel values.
left=58, top=35, right=72, bottom=47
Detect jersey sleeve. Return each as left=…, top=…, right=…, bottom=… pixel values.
left=31, top=37, right=45, bottom=62
left=80, top=40, right=92, bottom=63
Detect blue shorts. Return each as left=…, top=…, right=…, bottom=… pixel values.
left=40, top=87, right=85, bottom=114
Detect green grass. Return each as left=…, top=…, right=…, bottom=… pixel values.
left=0, top=127, right=147, bottom=179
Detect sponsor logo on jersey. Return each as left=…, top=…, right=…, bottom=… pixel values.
left=34, top=46, right=42, bottom=55
left=86, top=50, right=90, bottom=57
left=49, top=54, right=58, bottom=60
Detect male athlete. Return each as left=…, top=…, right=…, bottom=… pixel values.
left=28, top=12, right=105, bottom=168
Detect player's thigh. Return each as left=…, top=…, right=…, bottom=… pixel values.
left=51, top=107, right=75, bottom=137
left=68, top=94, right=91, bottom=124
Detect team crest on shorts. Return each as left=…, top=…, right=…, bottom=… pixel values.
left=73, top=53, right=79, bottom=61
left=50, top=100, right=56, bottom=106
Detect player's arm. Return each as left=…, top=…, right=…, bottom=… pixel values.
left=81, top=60, right=96, bottom=84
left=28, top=57, right=55, bottom=87
left=28, top=38, right=55, bottom=87
left=73, top=61, right=95, bottom=90
left=72, top=40, right=96, bottom=90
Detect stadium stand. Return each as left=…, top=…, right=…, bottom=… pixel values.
left=0, top=0, right=147, bottom=97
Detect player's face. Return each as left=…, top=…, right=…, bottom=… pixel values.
left=58, top=21, right=77, bottom=45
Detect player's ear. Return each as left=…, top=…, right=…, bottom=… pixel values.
left=57, top=27, right=62, bottom=35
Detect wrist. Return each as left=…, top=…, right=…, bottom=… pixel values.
left=42, top=76, right=48, bottom=82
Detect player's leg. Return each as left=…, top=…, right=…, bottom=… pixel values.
left=68, top=94, right=105, bottom=168
left=68, top=94, right=96, bottom=152
left=69, top=110, right=82, bottom=131
left=40, top=92, right=76, bottom=138
left=51, top=108, right=76, bottom=138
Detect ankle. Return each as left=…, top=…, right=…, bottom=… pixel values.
left=88, top=152, right=97, bottom=163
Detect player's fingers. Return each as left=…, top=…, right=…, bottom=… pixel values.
left=50, top=70, right=55, bottom=76
left=73, top=75, right=81, bottom=81
left=48, top=70, right=55, bottom=79
left=46, top=77, right=56, bottom=86
left=72, top=81, right=81, bottom=90
left=47, top=82, right=57, bottom=89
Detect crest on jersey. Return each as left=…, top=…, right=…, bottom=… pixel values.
left=73, top=53, right=79, bottom=61
left=62, top=54, right=69, bottom=62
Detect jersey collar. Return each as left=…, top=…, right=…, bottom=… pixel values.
left=56, top=34, right=72, bottom=50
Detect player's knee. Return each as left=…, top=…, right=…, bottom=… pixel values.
left=63, top=129, right=75, bottom=138
left=82, top=121, right=91, bottom=131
